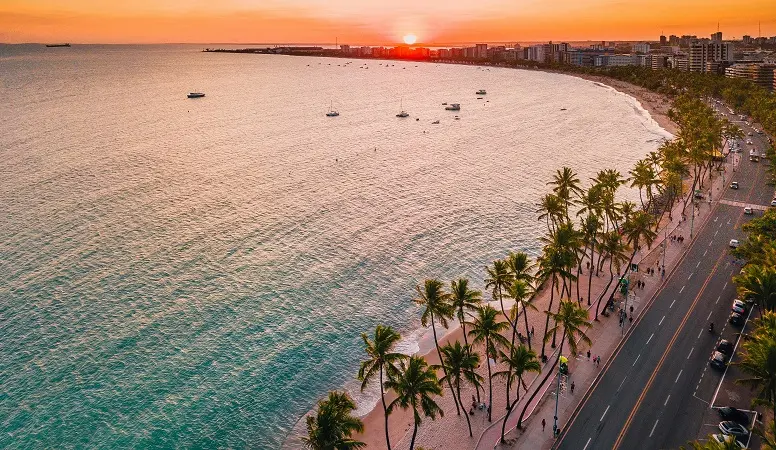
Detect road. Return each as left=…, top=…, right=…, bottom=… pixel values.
left=555, top=110, right=773, bottom=450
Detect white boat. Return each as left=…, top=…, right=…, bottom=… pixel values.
left=476, top=89, right=487, bottom=95
left=326, top=101, right=339, bottom=117
left=396, top=99, right=409, bottom=118
left=187, top=92, right=205, bottom=98
left=431, top=120, right=440, bottom=124
left=445, top=103, right=461, bottom=111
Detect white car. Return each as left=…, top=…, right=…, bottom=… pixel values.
left=744, top=207, right=753, bottom=215
left=711, top=433, right=746, bottom=448
left=730, top=239, right=740, bottom=248
left=746, top=140, right=753, bottom=145
left=771, top=199, right=776, bottom=207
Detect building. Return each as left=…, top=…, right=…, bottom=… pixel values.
left=669, top=35, right=679, bottom=45
left=689, top=40, right=733, bottom=72
left=650, top=54, right=669, bottom=69
left=742, top=35, right=753, bottom=44
left=476, top=43, right=488, bottom=59
left=711, top=31, right=722, bottom=42
left=660, top=35, right=667, bottom=46
left=595, top=54, right=639, bottom=67
left=633, top=42, right=650, bottom=54
left=725, top=63, right=776, bottom=90
left=669, top=54, right=690, bottom=71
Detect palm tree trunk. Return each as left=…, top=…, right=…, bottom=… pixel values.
left=460, top=309, right=481, bottom=404
left=541, top=277, right=556, bottom=358
left=587, top=237, right=596, bottom=306
left=501, top=375, right=523, bottom=443
left=523, top=303, right=532, bottom=351
left=595, top=257, right=616, bottom=320
left=516, top=352, right=560, bottom=429
left=431, top=313, right=460, bottom=415
left=486, top=336, right=493, bottom=422
left=552, top=279, right=565, bottom=348
left=409, top=421, right=419, bottom=450
left=457, top=378, right=473, bottom=437
left=380, top=367, right=392, bottom=450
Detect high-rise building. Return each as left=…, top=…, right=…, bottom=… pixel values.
left=725, top=63, right=776, bottom=90
left=660, top=35, right=667, bottom=46
left=689, top=40, right=733, bottom=72
left=669, top=35, right=680, bottom=45
left=633, top=42, right=650, bottom=54
left=711, top=32, right=722, bottom=42
left=475, top=43, right=488, bottom=59
left=742, top=35, right=753, bottom=44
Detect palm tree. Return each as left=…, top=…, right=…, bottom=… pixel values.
left=548, top=167, right=582, bottom=220
left=485, top=259, right=515, bottom=331
left=449, top=278, right=483, bottom=401
left=580, top=213, right=602, bottom=306
left=735, top=265, right=776, bottom=312
left=415, top=279, right=459, bottom=414
left=594, top=231, right=630, bottom=320
left=432, top=341, right=483, bottom=437
left=304, top=391, right=366, bottom=450
left=468, top=305, right=510, bottom=422
left=506, top=251, right=535, bottom=284
left=537, top=245, right=574, bottom=356
left=506, top=279, right=537, bottom=351
left=681, top=434, right=747, bottom=450
left=385, top=356, right=444, bottom=450
left=357, top=325, right=407, bottom=450
left=516, top=300, right=591, bottom=429
left=758, top=417, right=776, bottom=450
left=537, top=193, right=565, bottom=234
left=495, top=345, right=541, bottom=443
left=736, top=315, right=776, bottom=419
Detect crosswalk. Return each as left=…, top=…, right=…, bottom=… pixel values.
left=719, top=199, right=769, bottom=211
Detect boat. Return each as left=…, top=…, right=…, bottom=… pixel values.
left=187, top=92, right=205, bottom=98
left=560, top=108, right=567, bottom=111
left=477, top=97, right=483, bottom=100
left=476, top=89, right=487, bottom=95
left=46, top=43, right=71, bottom=48
left=326, top=101, right=339, bottom=117
left=445, top=103, right=461, bottom=111
left=396, top=99, right=409, bottom=118
left=431, top=120, right=440, bottom=124
left=442, top=103, right=448, bottom=105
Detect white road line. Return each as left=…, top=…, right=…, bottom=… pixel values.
left=697, top=261, right=701, bottom=268
left=707, top=311, right=713, bottom=320
left=659, top=315, right=665, bottom=326
left=633, top=355, right=640, bottom=366
left=715, top=230, right=719, bottom=236
left=709, top=240, right=714, bottom=247
left=600, top=405, right=610, bottom=422
left=583, top=438, right=592, bottom=450
left=664, top=395, right=671, bottom=406
left=618, top=376, right=627, bottom=391
left=687, top=347, right=694, bottom=359
left=703, top=249, right=708, bottom=256
left=646, top=333, right=654, bottom=345
left=650, top=419, right=659, bottom=437
left=675, top=370, right=683, bottom=383
left=670, top=299, right=676, bottom=308
left=716, top=295, right=721, bottom=304
left=723, top=282, right=728, bottom=290
left=698, top=329, right=704, bottom=339
left=688, top=273, right=693, bottom=280
left=680, top=285, right=685, bottom=294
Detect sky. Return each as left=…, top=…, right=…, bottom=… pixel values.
left=1, top=0, right=775, bottom=44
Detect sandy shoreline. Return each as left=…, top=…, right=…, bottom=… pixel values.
left=353, top=72, right=679, bottom=449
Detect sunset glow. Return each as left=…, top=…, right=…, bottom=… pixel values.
left=403, top=34, right=417, bottom=45
left=0, top=0, right=774, bottom=43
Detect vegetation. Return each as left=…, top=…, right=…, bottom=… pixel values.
left=385, top=356, right=444, bottom=450
left=303, top=391, right=365, bottom=450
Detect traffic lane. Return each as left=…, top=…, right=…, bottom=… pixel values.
left=558, top=203, right=732, bottom=449
left=615, top=223, right=740, bottom=449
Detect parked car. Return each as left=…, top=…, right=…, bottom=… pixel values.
left=762, top=151, right=768, bottom=158
left=716, top=339, right=734, bottom=355
left=710, top=351, right=729, bottom=370
left=719, top=421, right=749, bottom=438
left=718, top=407, right=751, bottom=426
left=730, top=312, right=745, bottom=327
left=730, top=239, right=740, bottom=248
left=771, top=199, right=776, bottom=207
left=732, top=303, right=746, bottom=315
left=748, top=131, right=753, bottom=136
left=730, top=181, right=739, bottom=189
left=734, top=299, right=747, bottom=311
left=747, top=140, right=753, bottom=144
left=744, top=207, right=753, bottom=215
left=711, top=433, right=746, bottom=448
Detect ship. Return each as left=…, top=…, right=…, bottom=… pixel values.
left=187, top=93, right=206, bottom=98
left=46, top=43, right=71, bottom=48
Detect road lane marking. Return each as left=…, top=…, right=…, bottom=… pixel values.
left=687, top=347, right=694, bottom=359
left=664, top=395, right=671, bottom=406
left=618, top=376, right=628, bottom=391
left=707, top=311, right=713, bottom=320
left=650, top=420, right=659, bottom=437
left=646, top=333, right=654, bottom=345
left=688, top=273, right=693, bottom=280
left=698, top=329, right=703, bottom=339
left=659, top=315, right=665, bottom=325
left=600, top=405, right=610, bottom=422
left=633, top=355, right=640, bottom=366
left=697, top=261, right=701, bottom=268
left=709, top=240, right=714, bottom=246
left=670, top=299, right=676, bottom=308
left=703, top=249, right=708, bottom=256
left=715, top=230, right=719, bottom=237
left=583, top=438, right=592, bottom=450
left=716, top=295, right=720, bottom=304
left=675, top=370, right=682, bottom=383
left=723, top=282, right=728, bottom=290
left=679, top=286, right=685, bottom=294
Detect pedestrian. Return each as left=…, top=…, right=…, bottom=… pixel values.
left=587, top=350, right=591, bottom=360
left=542, top=418, right=546, bottom=432
left=531, top=326, right=535, bottom=338
left=594, top=355, right=598, bottom=367
left=597, top=356, right=601, bottom=366
left=571, top=382, right=575, bottom=394
left=662, top=268, right=665, bottom=279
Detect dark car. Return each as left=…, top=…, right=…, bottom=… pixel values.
left=716, top=339, right=734, bottom=355
left=710, top=351, right=728, bottom=370
left=730, top=312, right=745, bottom=327
left=718, top=407, right=751, bottom=426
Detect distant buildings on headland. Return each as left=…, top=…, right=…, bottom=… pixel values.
left=205, top=32, right=776, bottom=91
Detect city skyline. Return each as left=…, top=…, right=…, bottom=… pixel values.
left=1, top=0, right=775, bottom=44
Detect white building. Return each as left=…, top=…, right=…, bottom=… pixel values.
left=689, top=40, right=733, bottom=73
left=633, top=42, right=650, bottom=54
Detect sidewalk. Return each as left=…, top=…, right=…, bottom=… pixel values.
left=476, top=164, right=730, bottom=450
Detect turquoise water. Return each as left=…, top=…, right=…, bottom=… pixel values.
left=0, top=44, right=670, bottom=448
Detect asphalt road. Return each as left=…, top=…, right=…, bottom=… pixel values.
left=556, top=113, right=773, bottom=450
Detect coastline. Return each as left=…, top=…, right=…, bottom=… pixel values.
left=352, top=72, right=679, bottom=448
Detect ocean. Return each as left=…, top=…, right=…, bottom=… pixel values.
left=0, top=44, right=671, bottom=449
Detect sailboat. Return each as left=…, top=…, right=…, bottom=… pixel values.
left=326, top=101, right=339, bottom=117
left=396, top=99, right=409, bottom=118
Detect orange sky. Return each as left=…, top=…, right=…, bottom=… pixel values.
left=1, top=0, right=774, bottom=44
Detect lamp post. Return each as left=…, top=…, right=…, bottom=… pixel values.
left=690, top=199, right=697, bottom=239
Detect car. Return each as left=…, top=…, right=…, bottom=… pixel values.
left=744, top=207, right=753, bottom=215
left=762, top=151, right=768, bottom=158
left=694, top=190, right=705, bottom=199
left=734, top=299, right=747, bottom=310
left=719, top=421, right=749, bottom=438
left=710, top=351, right=729, bottom=369
left=747, top=140, right=753, bottom=145
left=716, top=339, right=734, bottom=355
left=730, top=239, right=740, bottom=248
left=748, top=131, right=753, bottom=136
left=771, top=199, right=776, bottom=207
left=732, top=303, right=746, bottom=314
left=718, top=407, right=751, bottom=426
left=757, top=129, right=763, bottom=134
left=730, top=181, right=739, bottom=189
left=711, top=433, right=746, bottom=448
left=730, top=312, right=745, bottom=327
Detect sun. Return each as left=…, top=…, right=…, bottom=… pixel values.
left=403, top=34, right=417, bottom=45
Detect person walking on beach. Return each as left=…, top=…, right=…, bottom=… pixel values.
left=587, top=350, right=590, bottom=360
left=542, top=418, right=546, bottom=432
left=571, top=382, right=575, bottom=394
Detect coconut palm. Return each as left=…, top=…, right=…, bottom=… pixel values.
left=432, top=341, right=483, bottom=437
left=548, top=167, right=583, bottom=219
left=357, top=325, right=407, bottom=450
left=468, top=305, right=510, bottom=422
left=385, top=356, right=444, bottom=450
left=449, top=277, right=483, bottom=402
left=507, top=279, right=537, bottom=351
left=736, top=314, right=776, bottom=419
left=506, top=251, right=535, bottom=284
left=516, top=300, right=591, bottom=429
left=415, top=279, right=459, bottom=414
left=537, top=193, right=565, bottom=234
left=580, top=213, right=602, bottom=306
left=681, top=434, right=745, bottom=450
left=735, top=265, right=776, bottom=312
left=303, top=391, right=366, bottom=450
left=758, top=417, right=776, bottom=450
left=485, top=259, right=516, bottom=327
left=595, top=231, right=630, bottom=320
left=495, top=345, right=541, bottom=443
